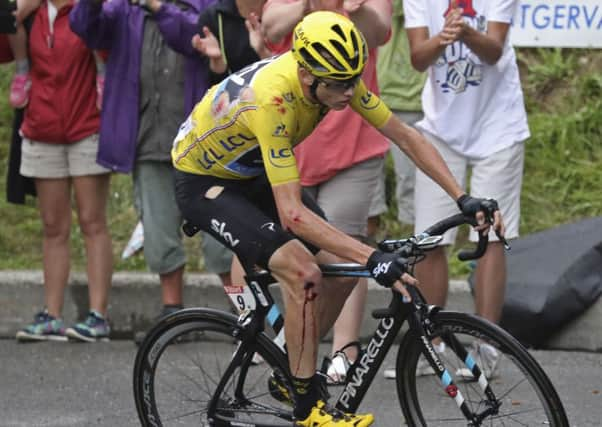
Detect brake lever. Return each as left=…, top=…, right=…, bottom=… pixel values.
left=485, top=211, right=511, bottom=251
left=496, top=230, right=511, bottom=251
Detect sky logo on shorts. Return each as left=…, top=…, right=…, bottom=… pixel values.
left=211, top=219, right=240, bottom=248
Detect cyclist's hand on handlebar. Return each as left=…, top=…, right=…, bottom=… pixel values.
left=367, top=251, right=415, bottom=301
left=456, top=194, right=505, bottom=237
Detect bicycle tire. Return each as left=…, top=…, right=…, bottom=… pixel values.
left=395, top=311, right=569, bottom=426
left=133, top=308, right=294, bottom=427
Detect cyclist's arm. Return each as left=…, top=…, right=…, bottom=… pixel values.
left=272, top=181, right=417, bottom=299
left=348, top=81, right=462, bottom=201
left=272, top=180, right=375, bottom=265
left=379, top=115, right=464, bottom=201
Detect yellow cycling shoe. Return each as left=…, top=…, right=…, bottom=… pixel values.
left=295, top=400, right=374, bottom=426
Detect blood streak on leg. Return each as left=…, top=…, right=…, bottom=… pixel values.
left=293, top=282, right=317, bottom=375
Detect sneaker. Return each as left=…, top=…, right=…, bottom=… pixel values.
left=66, top=311, right=110, bottom=342
left=9, top=73, right=31, bottom=109
left=15, top=311, right=67, bottom=342
left=295, top=400, right=374, bottom=426
left=96, top=74, right=104, bottom=110
left=456, top=342, right=500, bottom=380
left=383, top=341, right=446, bottom=379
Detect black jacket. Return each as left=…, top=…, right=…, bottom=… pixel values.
left=197, top=0, right=262, bottom=86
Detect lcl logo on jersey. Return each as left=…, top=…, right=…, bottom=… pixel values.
left=268, top=144, right=295, bottom=169
left=360, top=91, right=380, bottom=110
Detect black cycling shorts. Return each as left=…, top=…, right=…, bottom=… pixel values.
left=175, top=170, right=326, bottom=272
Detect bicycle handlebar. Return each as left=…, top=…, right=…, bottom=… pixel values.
left=424, top=213, right=487, bottom=261
left=378, top=213, right=509, bottom=262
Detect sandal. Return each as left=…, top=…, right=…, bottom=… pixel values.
left=326, top=341, right=361, bottom=385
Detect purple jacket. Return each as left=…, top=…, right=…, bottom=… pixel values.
left=70, top=0, right=213, bottom=173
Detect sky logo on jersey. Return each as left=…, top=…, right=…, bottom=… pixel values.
left=283, top=92, right=295, bottom=103
left=272, top=123, right=290, bottom=138
left=360, top=91, right=381, bottom=110
left=268, top=147, right=295, bottom=169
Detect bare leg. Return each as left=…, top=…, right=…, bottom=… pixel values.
left=330, top=278, right=366, bottom=361
left=230, top=256, right=245, bottom=285
left=366, top=216, right=380, bottom=242
left=73, top=173, right=112, bottom=316
left=414, top=245, right=449, bottom=307
left=268, top=240, right=324, bottom=378
left=160, top=265, right=184, bottom=306
left=473, top=242, right=505, bottom=323
left=36, top=178, right=72, bottom=318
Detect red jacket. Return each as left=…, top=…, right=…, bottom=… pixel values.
left=21, top=1, right=100, bottom=143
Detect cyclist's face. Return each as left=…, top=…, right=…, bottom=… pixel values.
left=315, top=76, right=359, bottom=110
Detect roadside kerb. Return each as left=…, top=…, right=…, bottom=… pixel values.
left=0, top=271, right=599, bottom=351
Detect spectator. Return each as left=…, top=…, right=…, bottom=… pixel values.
left=70, top=0, right=213, bottom=328
left=190, top=0, right=271, bottom=287
left=368, top=0, right=426, bottom=243
left=6, top=0, right=105, bottom=109
left=261, top=0, right=392, bottom=383
left=404, top=0, right=529, bottom=377
left=15, top=0, right=112, bottom=343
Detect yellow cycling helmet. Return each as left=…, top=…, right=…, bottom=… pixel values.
left=292, top=11, right=368, bottom=81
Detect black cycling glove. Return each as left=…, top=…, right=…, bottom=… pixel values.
left=367, top=251, right=408, bottom=288
left=456, top=194, right=499, bottom=218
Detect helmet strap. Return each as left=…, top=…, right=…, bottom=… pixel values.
left=309, top=78, right=322, bottom=105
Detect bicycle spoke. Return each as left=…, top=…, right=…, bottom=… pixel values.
left=134, top=314, right=294, bottom=426
left=396, top=312, right=567, bottom=426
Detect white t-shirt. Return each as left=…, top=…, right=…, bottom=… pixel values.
left=404, top=0, right=530, bottom=158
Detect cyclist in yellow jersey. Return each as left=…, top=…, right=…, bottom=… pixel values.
left=173, top=11, right=504, bottom=426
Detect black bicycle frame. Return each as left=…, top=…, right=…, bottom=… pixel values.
left=236, top=213, right=502, bottom=421
left=243, top=265, right=429, bottom=414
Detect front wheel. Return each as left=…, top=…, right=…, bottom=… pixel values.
left=133, top=308, right=294, bottom=426
left=395, top=311, right=569, bottom=426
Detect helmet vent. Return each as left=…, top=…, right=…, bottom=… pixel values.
left=299, top=47, right=329, bottom=73
left=330, top=39, right=358, bottom=70
left=330, top=23, right=347, bottom=42
left=314, top=43, right=346, bottom=72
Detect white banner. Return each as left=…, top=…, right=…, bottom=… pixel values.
left=510, top=0, right=602, bottom=48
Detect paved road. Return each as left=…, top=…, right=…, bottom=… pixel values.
left=1, top=339, right=600, bottom=426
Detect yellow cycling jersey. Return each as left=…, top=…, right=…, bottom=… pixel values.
left=172, top=52, right=392, bottom=185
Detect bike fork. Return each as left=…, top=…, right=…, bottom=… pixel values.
left=409, top=311, right=499, bottom=425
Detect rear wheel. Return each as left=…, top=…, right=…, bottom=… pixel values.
left=133, top=308, right=294, bottom=426
left=395, top=311, right=569, bottom=426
